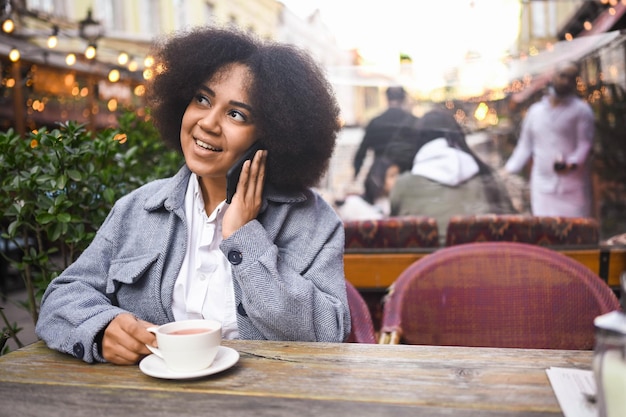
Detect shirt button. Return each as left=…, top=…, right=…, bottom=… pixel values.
left=199, top=273, right=207, bottom=281
left=73, top=342, right=85, bottom=359
left=228, top=250, right=243, bottom=265
left=237, top=302, right=248, bottom=317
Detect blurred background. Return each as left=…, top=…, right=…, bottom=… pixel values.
left=1, top=0, right=626, bottom=237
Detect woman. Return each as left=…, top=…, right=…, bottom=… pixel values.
left=389, top=109, right=516, bottom=243
left=337, top=157, right=399, bottom=220
left=36, top=27, right=351, bottom=365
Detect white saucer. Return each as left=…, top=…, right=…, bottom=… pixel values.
left=139, top=346, right=239, bottom=380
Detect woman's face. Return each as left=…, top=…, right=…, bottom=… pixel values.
left=180, top=63, right=258, bottom=183
left=384, top=164, right=400, bottom=195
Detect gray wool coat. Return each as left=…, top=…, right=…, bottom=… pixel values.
left=36, top=165, right=351, bottom=363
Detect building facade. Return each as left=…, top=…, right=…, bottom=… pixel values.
left=0, top=0, right=355, bottom=131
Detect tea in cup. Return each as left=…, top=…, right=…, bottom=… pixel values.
left=146, top=319, right=222, bottom=373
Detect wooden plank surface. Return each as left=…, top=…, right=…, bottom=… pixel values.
left=344, top=247, right=626, bottom=290
left=0, top=340, right=591, bottom=417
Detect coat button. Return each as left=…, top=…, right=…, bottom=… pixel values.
left=228, top=250, right=243, bottom=265
left=73, top=342, right=85, bottom=359
left=237, top=302, right=248, bottom=317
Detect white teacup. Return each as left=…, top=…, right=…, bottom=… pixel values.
left=146, top=319, right=222, bottom=373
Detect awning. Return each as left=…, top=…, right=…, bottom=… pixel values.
left=509, top=30, right=623, bottom=103
left=508, top=30, right=622, bottom=81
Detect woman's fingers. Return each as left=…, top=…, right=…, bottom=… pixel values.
left=247, top=149, right=266, bottom=202
left=101, top=313, right=155, bottom=365
left=223, top=150, right=266, bottom=238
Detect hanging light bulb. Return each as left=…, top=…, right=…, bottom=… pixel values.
left=9, top=47, right=20, bottom=62
left=85, top=44, right=97, bottom=60
left=117, top=52, right=129, bottom=66
left=128, top=58, right=138, bottom=72
left=108, top=69, right=120, bottom=83
left=47, top=35, right=57, bottom=48
left=47, top=26, right=59, bottom=48
left=2, top=18, right=14, bottom=33
left=66, top=53, right=76, bottom=66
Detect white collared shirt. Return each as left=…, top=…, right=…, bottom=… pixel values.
left=172, top=173, right=239, bottom=339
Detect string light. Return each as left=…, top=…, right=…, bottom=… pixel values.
left=85, top=44, right=97, bottom=60
left=117, top=52, right=129, bottom=65
left=65, top=53, right=76, bottom=66
left=128, top=59, right=138, bottom=72
left=9, top=47, right=20, bottom=62
left=108, top=69, right=120, bottom=83
left=2, top=18, right=14, bottom=33
left=47, top=26, right=59, bottom=48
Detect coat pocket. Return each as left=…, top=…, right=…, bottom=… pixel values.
left=106, top=253, right=160, bottom=294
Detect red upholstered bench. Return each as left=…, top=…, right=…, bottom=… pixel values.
left=344, top=216, right=440, bottom=251
left=445, top=214, right=599, bottom=247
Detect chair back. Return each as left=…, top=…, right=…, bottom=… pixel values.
left=344, top=216, right=439, bottom=250
left=345, top=280, right=377, bottom=343
left=445, top=215, right=599, bottom=247
left=380, top=241, right=620, bottom=349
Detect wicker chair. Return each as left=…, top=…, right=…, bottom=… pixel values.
left=379, top=241, right=620, bottom=349
left=445, top=214, right=600, bottom=247
left=344, top=216, right=439, bottom=334
left=345, top=280, right=377, bottom=343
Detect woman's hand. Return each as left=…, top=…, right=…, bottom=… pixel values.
left=101, top=313, right=156, bottom=365
left=223, top=149, right=267, bottom=238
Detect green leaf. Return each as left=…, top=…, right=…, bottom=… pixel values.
left=103, top=187, right=115, bottom=203
left=56, top=213, right=71, bottom=223
left=57, top=174, right=67, bottom=190
left=36, top=213, right=56, bottom=225
left=7, top=220, right=18, bottom=236
left=67, top=170, right=82, bottom=181
left=49, top=222, right=62, bottom=242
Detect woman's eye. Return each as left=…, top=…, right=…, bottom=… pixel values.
left=194, top=94, right=210, bottom=106
left=227, top=110, right=246, bottom=122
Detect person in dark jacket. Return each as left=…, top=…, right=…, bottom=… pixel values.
left=352, top=86, right=418, bottom=178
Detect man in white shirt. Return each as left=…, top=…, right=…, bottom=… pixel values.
left=503, top=61, right=595, bottom=218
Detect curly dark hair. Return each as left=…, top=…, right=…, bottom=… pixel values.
left=146, top=26, right=341, bottom=191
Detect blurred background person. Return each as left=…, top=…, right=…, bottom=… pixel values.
left=389, top=109, right=516, bottom=242
left=352, top=86, right=418, bottom=179
left=337, top=157, right=399, bottom=221
left=502, top=60, right=595, bottom=218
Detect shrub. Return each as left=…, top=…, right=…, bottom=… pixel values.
left=0, top=112, right=183, bottom=353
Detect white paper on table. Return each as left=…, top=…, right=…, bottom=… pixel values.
left=546, top=367, right=598, bottom=417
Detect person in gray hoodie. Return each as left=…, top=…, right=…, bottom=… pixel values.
left=389, top=109, right=515, bottom=244
left=36, top=27, right=350, bottom=365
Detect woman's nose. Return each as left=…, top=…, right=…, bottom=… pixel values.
left=196, top=110, right=221, bottom=133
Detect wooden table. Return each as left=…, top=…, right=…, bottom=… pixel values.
left=0, top=340, right=590, bottom=417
